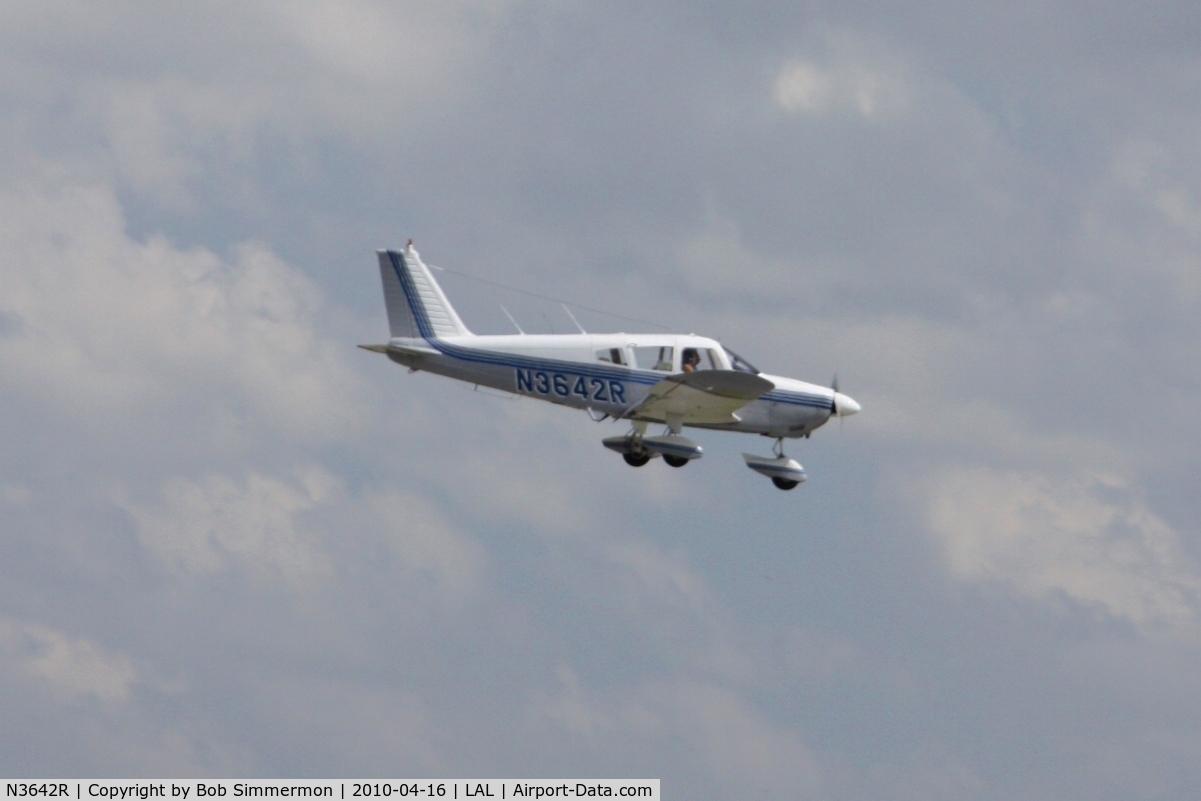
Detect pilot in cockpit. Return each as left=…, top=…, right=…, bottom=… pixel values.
left=681, top=348, right=701, bottom=373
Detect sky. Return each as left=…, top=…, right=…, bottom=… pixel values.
left=2, top=1, right=1201, bottom=797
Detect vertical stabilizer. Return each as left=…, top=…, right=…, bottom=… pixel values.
left=377, top=244, right=472, bottom=339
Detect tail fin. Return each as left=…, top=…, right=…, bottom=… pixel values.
left=377, top=244, right=472, bottom=339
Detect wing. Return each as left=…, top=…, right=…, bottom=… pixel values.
left=623, top=370, right=775, bottom=425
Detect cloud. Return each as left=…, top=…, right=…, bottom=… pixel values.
left=124, top=467, right=339, bottom=585
left=536, top=674, right=824, bottom=797
left=0, top=2, right=515, bottom=206
left=0, top=183, right=367, bottom=450
left=4, top=1, right=1201, bottom=794
left=1082, top=139, right=1201, bottom=302
left=775, top=53, right=910, bottom=119
left=659, top=681, right=823, bottom=795
left=928, top=467, right=1201, bottom=627
left=121, top=467, right=491, bottom=601
left=357, top=488, right=488, bottom=599
left=0, top=617, right=136, bottom=702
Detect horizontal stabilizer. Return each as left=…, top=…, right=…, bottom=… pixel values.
left=358, top=342, right=441, bottom=356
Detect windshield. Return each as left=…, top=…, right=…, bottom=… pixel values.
left=722, top=347, right=760, bottom=375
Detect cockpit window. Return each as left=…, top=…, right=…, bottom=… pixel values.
left=681, top=348, right=720, bottom=372
left=722, top=347, right=760, bottom=375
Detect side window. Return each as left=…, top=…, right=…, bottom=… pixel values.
left=595, top=347, right=625, bottom=365
left=682, top=348, right=720, bottom=372
left=633, top=346, right=674, bottom=372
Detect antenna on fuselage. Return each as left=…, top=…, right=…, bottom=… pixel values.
left=414, top=264, right=672, bottom=332
left=561, top=303, right=587, bottom=334
left=500, top=305, right=525, bottom=335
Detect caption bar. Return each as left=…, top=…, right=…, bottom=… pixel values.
left=5, top=783, right=658, bottom=801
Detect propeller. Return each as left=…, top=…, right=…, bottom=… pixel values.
left=828, top=373, right=862, bottom=432
left=831, top=373, right=842, bottom=431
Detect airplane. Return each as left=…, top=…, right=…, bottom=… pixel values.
left=360, top=242, right=860, bottom=490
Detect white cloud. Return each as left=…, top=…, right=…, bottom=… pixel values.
left=271, top=0, right=483, bottom=86
left=0, top=2, right=515, bottom=205
left=126, top=467, right=340, bottom=584
left=2, top=2, right=1201, bottom=791
left=0, top=184, right=367, bottom=445
left=0, top=617, right=136, bottom=702
left=123, top=466, right=489, bottom=601
left=928, top=468, right=1201, bottom=627
left=536, top=676, right=823, bottom=797
left=359, top=489, right=487, bottom=599
left=673, top=211, right=806, bottom=296
left=537, top=664, right=613, bottom=736
left=1082, top=139, right=1201, bottom=301
left=659, top=681, right=823, bottom=795
left=775, top=57, right=910, bottom=120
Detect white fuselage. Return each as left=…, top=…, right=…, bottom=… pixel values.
left=384, top=331, right=839, bottom=438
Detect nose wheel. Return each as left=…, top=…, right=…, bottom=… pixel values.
left=768, top=439, right=798, bottom=488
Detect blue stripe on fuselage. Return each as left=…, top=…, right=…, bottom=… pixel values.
left=760, top=390, right=835, bottom=410
left=432, top=338, right=651, bottom=383
left=387, top=250, right=832, bottom=410
left=428, top=339, right=835, bottom=410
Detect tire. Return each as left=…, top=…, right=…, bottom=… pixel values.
left=771, top=477, right=799, bottom=490
left=623, top=452, right=651, bottom=467
left=663, top=455, right=689, bottom=468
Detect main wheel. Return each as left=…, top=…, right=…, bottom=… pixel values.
left=663, top=455, right=689, bottom=468
left=623, top=452, right=651, bottom=467
left=771, top=477, right=799, bottom=490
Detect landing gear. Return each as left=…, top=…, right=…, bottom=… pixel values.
left=604, top=419, right=703, bottom=469
left=742, top=437, right=807, bottom=490
left=608, top=424, right=653, bottom=467
left=645, top=416, right=702, bottom=466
